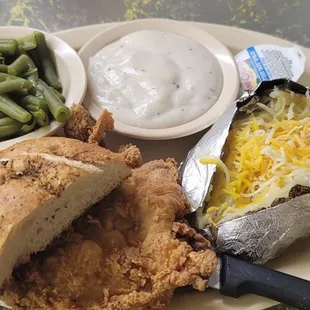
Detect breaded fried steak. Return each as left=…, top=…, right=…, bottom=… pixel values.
left=2, top=159, right=217, bottom=310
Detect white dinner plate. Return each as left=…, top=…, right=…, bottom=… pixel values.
left=55, top=20, right=310, bottom=310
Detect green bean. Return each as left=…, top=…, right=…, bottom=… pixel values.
left=29, top=86, right=43, bottom=98
left=0, top=75, right=31, bottom=96
left=27, top=75, right=43, bottom=98
left=24, top=54, right=39, bottom=81
left=0, top=95, right=32, bottom=123
left=50, top=87, right=66, bottom=103
left=34, top=32, right=62, bottom=90
left=17, top=34, right=37, bottom=51
left=20, top=95, right=48, bottom=113
left=0, top=53, right=4, bottom=65
left=37, top=79, right=70, bottom=122
left=31, top=109, right=50, bottom=126
left=21, top=118, right=36, bottom=135
left=27, top=77, right=43, bottom=97
left=0, top=73, right=19, bottom=82
left=0, top=111, right=6, bottom=118
left=8, top=54, right=29, bottom=76
left=25, top=62, right=42, bottom=96
left=0, top=40, right=18, bottom=57
left=21, top=68, right=38, bottom=79
left=0, top=116, right=20, bottom=126
left=0, top=73, right=30, bottom=82
left=0, top=65, right=8, bottom=73
left=0, top=117, right=23, bottom=138
left=0, top=79, right=32, bottom=95
left=17, top=45, right=26, bottom=56
left=26, top=53, right=37, bottom=69
left=12, top=52, right=40, bottom=81
left=12, top=89, right=29, bottom=97
left=27, top=49, right=41, bottom=71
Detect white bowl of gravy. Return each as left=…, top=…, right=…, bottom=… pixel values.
left=79, top=19, right=239, bottom=140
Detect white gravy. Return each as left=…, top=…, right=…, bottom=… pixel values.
left=88, top=30, right=223, bottom=129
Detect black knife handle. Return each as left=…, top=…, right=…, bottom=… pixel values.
left=220, top=254, right=310, bottom=310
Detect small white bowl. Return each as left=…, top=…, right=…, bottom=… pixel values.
left=79, top=19, right=239, bottom=140
left=0, top=26, right=87, bottom=150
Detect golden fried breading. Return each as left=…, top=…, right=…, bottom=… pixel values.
left=88, top=110, right=114, bottom=145
left=64, top=105, right=95, bottom=142
left=119, top=144, right=143, bottom=168
left=2, top=160, right=217, bottom=310
left=64, top=105, right=114, bottom=146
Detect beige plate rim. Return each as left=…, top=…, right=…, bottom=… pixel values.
left=55, top=21, right=310, bottom=310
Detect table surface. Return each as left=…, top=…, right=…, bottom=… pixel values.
left=0, top=1, right=308, bottom=310
left=0, top=0, right=310, bottom=48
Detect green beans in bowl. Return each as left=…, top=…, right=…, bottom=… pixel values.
left=0, top=26, right=87, bottom=150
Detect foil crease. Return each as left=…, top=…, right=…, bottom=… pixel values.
left=180, top=103, right=237, bottom=211
left=216, top=193, right=310, bottom=264
left=181, top=79, right=310, bottom=263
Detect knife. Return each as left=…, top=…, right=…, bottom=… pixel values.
left=209, top=254, right=310, bottom=309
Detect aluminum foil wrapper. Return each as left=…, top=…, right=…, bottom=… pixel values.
left=180, top=79, right=310, bottom=264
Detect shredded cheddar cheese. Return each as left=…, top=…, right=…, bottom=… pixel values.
left=202, top=90, right=310, bottom=225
